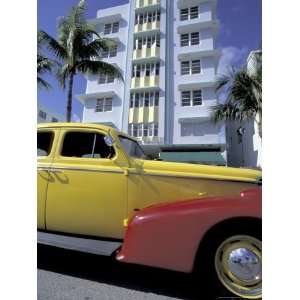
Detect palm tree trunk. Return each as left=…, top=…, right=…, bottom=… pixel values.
left=66, top=73, right=74, bottom=122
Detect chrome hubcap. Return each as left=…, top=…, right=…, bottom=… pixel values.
left=215, top=235, right=262, bottom=299
left=228, top=247, right=261, bottom=283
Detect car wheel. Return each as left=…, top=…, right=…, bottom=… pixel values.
left=195, top=226, right=262, bottom=299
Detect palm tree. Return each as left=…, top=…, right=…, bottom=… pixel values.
left=213, top=53, right=262, bottom=137
left=39, top=0, right=122, bottom=122
left=37, top=31, right=56, bottom=89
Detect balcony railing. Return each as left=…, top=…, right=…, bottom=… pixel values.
left=134, top=21, right=160, bottom=33
left=129, top=106, right=159, bottom=124
left=133, top=47, right=160, bottom=60
left=136, top=0, right=160, bottom=9
left=131, top=75, right=159, bottom=89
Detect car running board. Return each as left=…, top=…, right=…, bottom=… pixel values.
left=37, top=231, right=122, bottom=256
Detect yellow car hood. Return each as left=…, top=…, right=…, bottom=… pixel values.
left=137, top=159, right=262, bottom=184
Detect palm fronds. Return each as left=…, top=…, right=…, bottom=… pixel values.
left=213, top=63, right=262, bottom=137
left=38, top=0, right=122, bottom=121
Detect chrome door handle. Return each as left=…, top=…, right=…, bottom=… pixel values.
left=37, top=168, right=50, bottom=173
left=51, top=169, right=63, bottom=174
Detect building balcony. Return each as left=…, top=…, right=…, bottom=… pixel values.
left=129, top=106, right=159, bottom=124
left=135, top=0, right=160, bottom=10
left=76, top=91, right=116, bottom=104
left=177, top=20, right=219, bottom=35
left=91, top=13, right=122, bottom=24
left=177, top=0, right=216, bottom=9
left=178, top=80, right=216, bottom=91
left=131, top=75, right=159, bottom=89
left=176, top=106, right=215, bottom=123
left=133, top=47, right=160, bottom=62
left=177, top=49, right=221, bottom=61
left=134, top=21, right=160, bottom=35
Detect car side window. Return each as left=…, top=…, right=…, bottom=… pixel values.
left=37, top=132, right=54, bottom=157
left=61, top=131, right=115, bottom=159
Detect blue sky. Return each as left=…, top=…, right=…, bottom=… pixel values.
left=37, top=0, right=261, bottom=120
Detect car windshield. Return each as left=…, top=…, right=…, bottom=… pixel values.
left=119, top=136, right=147, bottom=159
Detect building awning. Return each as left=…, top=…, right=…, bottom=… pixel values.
left=160, top=151, right=226, bottom=166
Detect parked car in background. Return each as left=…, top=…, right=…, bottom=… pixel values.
left=38, top=123, right=262, bottom=299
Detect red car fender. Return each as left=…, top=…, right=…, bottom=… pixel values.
left=116, top=187, right=261, bottom=273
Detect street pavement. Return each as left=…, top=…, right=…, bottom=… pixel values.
left=37, top=244, right=225, bottom=300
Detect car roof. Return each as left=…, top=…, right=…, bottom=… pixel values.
left=38, top=122, right=112, bottom=131
left=37, top=122, right=136, bottom=141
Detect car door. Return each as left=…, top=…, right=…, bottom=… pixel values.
left=37, top=129, right=58, bottom=229
left=45, top=128, right=127, bottom=239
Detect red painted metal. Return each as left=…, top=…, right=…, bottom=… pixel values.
left=116, top=187, right=261, bottom=273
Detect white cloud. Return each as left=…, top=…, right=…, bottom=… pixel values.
left=217, top=46, right=249, bottom=75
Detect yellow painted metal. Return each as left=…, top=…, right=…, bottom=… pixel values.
left=126, top=159, right=260, bottom=220
left=42, top=126, right=130, bottom=239
left=37, top=128, right=60, bottom=230
left=37, top=123, right=262, bottom=239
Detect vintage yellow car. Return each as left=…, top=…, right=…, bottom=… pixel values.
left=38, top=122, right=262, bottom=299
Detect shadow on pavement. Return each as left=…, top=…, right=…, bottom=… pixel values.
left=37, top=244, right=220, bottom=300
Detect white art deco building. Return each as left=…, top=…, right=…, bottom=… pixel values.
left=77, top=0, right=226, bottom=165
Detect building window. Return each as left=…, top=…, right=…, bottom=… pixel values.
left=181, top=91, right=191, bottom=106
left=144, top=92, right=150, bottom=107
left=134, top=35, right=160, bottom=50
left=191, top=60, right=201, bottom=74
left=128, top=123, right=158, bottom=138
left=104, top=22, right=119, bottom=35
left=181, top=61, right=190, bottom=75
left=112, top=22, right=119, bottom=33
left=180, top=8, right=189, bottom=21
left=130, top=92, right=160, bottom=108
left=137, top=123, right=143, bottom=137
left=193, top=90, right=202, bottom=105
left=180, top=34, right=189, bottom=47
left=135, top=10, right=160, bottom=26
left=180, top=32, right=200, bottom=47
left=95, top=98, right=113, bottom=112
left=102, top=45, right=118, bottom=58
left=155, top=91, right=159, bottom=106
left=181, top=90, right=202, bottom=106
left=130, top=94, right=134, bottom=108
left=132, top=63, right=160, bottom=78
left=155, top=63, right=160, bottom=75
left=154, top=123, right=158, bottom=136
left=190, top=6, right=199, bottom=19
left=180, top=6, right=199, bottom=21
left=191, top=32, right=200, bottom=45
left=145, top=63, right=151, bottom=76
left=104, top=24, right=112, bottom=35
left=98, top=73, right=115, bottom=84
left=181, top=60, right=201, bottom=75
left=38, top=110, right=47, bottom=120
left=134, top=93, right=139, bottom=107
